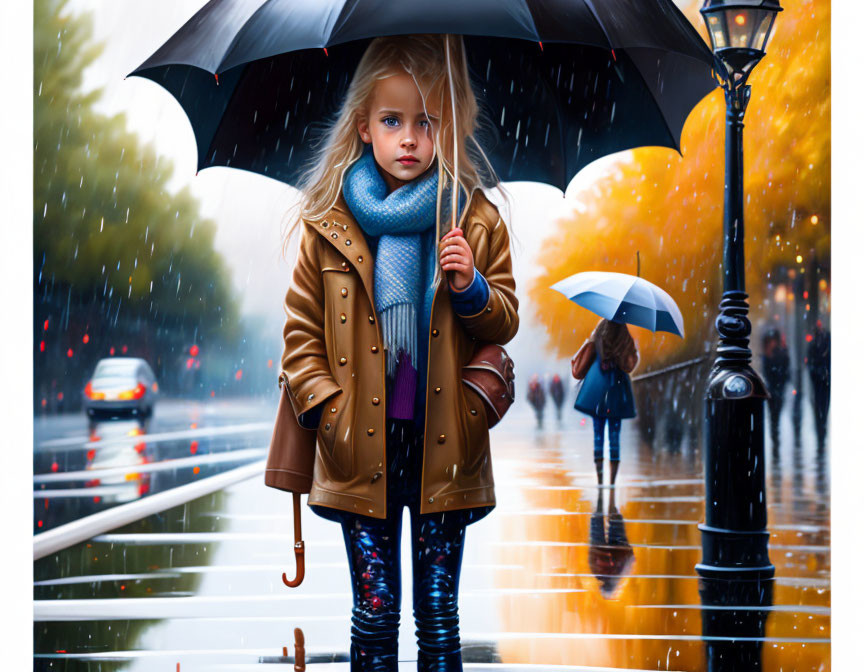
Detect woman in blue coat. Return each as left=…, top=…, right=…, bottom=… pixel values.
left=572, top=319, right=639, bottom=486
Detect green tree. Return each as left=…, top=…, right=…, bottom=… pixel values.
left=34, top=0, right=240, bottom=410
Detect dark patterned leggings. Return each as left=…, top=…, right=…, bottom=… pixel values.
left=593, top=415, right=622, bottom=461
left=313, top=418, right=491, bottom=671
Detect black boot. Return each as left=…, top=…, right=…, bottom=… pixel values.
left=609, top=460, right=620, bottom=487
left=594, top=458, right=604, bottom=486
left=417, top=648, right=463, bottom=672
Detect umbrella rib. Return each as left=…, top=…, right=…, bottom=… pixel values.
left=516, top=0, right=543, bottom=42
left=199, top=63, right=251, bottom=173
left=328, top=0, right=362, bottom=45
left=650, top=280, right=660, bottom=332
left=583, top=0, right=715, bottom=66
left=655, top=0, right=720, bottom=64
left=625, top=275, right=639, bottom=325
left=581, top=0, right=614, bottom=52
left=616, top=49, right=680, bottom=153
left=216, top=0, right=284, bottom=73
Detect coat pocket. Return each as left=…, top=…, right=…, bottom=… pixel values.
left=315, top=389, right=354, bottom=480
left=460, top=381, right=491, bottom=475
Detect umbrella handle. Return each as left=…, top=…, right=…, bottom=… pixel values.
left=293, top=627, right=306, bottom=671
left=281, top=492, right=305, bottom=588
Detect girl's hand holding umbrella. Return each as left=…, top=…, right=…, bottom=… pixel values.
left=439, top=228, right=475, bottom=292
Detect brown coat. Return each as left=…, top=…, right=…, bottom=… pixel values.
left=265, top=189, right=519, bottom=519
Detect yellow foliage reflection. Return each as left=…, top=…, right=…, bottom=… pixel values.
left=493, top=437, right=830, bottom=670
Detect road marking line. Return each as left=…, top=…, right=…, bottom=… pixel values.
left=38, top=422, right=272, bottom=450
left=34, top=447, right=266, bottom=484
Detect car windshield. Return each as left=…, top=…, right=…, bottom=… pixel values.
left=93, top=362, right=138, bottom=379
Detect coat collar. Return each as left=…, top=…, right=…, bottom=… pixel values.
left=307, top=193, right=376, bottom=302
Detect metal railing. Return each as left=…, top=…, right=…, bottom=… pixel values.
left=33, top=460, right=265, bottom=561
left=632, top=356, right=710, bottom=382
left=631, top=355, right=713, bottom=453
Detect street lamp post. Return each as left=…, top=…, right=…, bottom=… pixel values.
left=696, top=1, right=783, bottom=669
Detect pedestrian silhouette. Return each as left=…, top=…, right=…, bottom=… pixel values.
left=806, top=321, right=831, bottom=452
left=571, top=319, right=639, bottom=487
left=761, top=326, right=790, bottom=455
left=549, top=373, right=565, bottom=422
left=527, top=374, right=546, bottom=429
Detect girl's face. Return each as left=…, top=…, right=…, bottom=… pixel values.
left=357, top=71, right=439, bottom=192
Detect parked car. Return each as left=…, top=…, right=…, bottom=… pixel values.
left=84, top=357, right=158, bottom=423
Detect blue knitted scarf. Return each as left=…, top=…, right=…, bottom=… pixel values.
left=343, top=147, right=440, bottom=378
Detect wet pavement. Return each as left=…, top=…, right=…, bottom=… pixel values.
left=33, top=393, right=830, bottom=670
left=34, top=399, right=275, bottom=533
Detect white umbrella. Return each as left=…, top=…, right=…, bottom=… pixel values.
left=551, top=271, right=685, bottom=337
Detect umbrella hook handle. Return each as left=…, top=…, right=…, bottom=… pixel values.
left=281, top=492, right=305, bottom=588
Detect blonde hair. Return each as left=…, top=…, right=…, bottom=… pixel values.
left=282, top=34, right=508, bottom=283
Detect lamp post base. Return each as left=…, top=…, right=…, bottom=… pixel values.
left=698, top=569, right=775, bottom=672
left=699, top=364, right=774, bottom=671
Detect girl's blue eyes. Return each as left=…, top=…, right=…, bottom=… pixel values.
left=381, top=117, right=430, bottom=129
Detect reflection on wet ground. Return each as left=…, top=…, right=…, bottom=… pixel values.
left=33, top=399, right=274, bottom=532
left=33, top=396, right=829, bottom=670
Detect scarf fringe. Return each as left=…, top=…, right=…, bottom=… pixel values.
left=382, top=302, right=417, bottom=378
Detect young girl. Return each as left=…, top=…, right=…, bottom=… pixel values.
left=572, top=319, right=639, bottom=487
left=269, top=34, right=519, bottom=671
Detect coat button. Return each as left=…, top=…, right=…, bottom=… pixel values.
left=371, top=345, right=378, bottom=353
left=331, top=232, right=339, bottom=239
left=342, top=224, right=348, bottom=231
left=437, top=434, right=446, bottom=444
left=434, top=387, right=441, bottom=394
left=432, top=329, right=439, bottom=337
left=368, top=315, right=374, bottom=323
left=367, top=428, right=375, bottom=436
left=339, top=357, right=347, bottom=365
left=372, top=397, right=380, bottom=405
left=470, top=409, right=478, bottom=415
left=345, top=239, right=352, bottom=246
left=340, top=313, right=347, bottom=323
left=307, top=393, right=315, bottom=401
left=358, top=256, right=364, bottom=263
left=341, top=288, right=348, bottom=297
left=324, top=423, right=331, bottom=430
left=322, top=221, right=329, bottom=228
left=428, top=497, right=434, bottom=503
left=371, top=471, right=382, bottom=483
left=485, top=306, right=492, bottom=312
left=330, top=407, right=337, bottom=413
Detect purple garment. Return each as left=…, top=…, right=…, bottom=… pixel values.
left=386, top=351, right=417, bottom=420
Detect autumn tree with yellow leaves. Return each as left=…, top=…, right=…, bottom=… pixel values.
left=530, top=0, right=829, bottom=369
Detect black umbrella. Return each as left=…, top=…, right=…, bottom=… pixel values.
left=129, top=0, right=717, bottom=190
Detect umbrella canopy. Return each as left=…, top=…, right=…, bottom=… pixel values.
left=129, top=0, right=717, bottom=190
left=551, top=271, right=685, bottom=337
